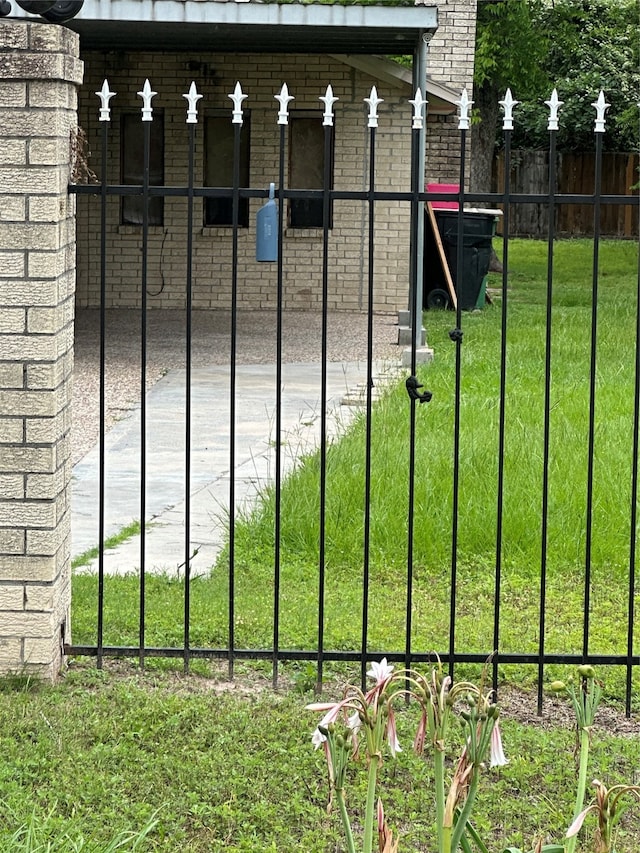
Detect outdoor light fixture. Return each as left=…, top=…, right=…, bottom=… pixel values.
left=15, top=1, right=56, bottom=12
left=0, top=1, right=84, bottom=21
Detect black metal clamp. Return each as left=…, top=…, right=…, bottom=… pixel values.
left=406, top=375, right=432, bottom=404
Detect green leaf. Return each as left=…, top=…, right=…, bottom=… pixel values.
left=463, top=818, right=491, bottom=853
left=502, top=847, right=565, bottom=853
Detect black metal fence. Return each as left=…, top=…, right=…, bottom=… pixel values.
left=68, top=81, right=639, bottom=716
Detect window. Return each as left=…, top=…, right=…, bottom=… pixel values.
left=204, top=113, right=250, bottom=227
left=289, top=114, right=334, bottom=228
left=120, top=112, right=164, bottom=226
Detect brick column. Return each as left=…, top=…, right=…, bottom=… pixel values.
left=0, top=20, right=83, bottom=680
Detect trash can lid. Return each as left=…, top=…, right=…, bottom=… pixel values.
left=426, top=182, right=459, bottom=210
left=463, top=208, right=503, bottom=217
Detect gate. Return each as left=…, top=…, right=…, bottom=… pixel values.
left=67, top=81, right=640, bottom=716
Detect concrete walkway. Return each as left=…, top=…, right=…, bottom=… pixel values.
left=71, top=359, right=399, bottom=577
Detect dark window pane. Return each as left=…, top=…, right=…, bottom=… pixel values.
left=204, top=114, right=250, bottom=227
left=290, top=197, right=324, bottom=229
left=121, top=113, right=164, bottom=226
left=289, top=115, right=333, bottom=228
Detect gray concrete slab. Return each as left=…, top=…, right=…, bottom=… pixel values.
left=71, top=359, right=400, bottom=577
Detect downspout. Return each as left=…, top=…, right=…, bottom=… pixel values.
left=410, top=30, right=429, bottom=352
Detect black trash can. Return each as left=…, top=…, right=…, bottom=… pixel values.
left=424, top=209, right=499, bottom=311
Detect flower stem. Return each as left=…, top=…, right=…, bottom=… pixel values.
left=450, top=771, right=480, bottom=853
left=565, top=726, right=591, bottom=853
left=434, top=748, right=446, bottom=853
left=461, top=816, right=491, bottom=853
left=336, top=788, right=357, bottom=853
left=363, top=754, right=379, bottom=853
left=442, top=826, right=452, bottom=853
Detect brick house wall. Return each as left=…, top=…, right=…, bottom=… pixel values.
left=74, top=2, right=477, bottom=313
left=428, top=0, right=477, bottom=91
left=426, top=0, right=477, bottom=181
left=75, top=53, right=415, bottom=312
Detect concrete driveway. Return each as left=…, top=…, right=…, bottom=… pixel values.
left=71, top=308, right=403, bottom=576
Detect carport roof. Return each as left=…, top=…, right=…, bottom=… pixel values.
left=65, top=0, right=439, bottom=54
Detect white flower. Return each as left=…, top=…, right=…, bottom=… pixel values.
left=367, top=658, right=394, bottom=685
left=311, top=727, right=327, bottom=750
left=489, top=720, right=508, bottom=768
left=307, top=697, right=356, bottom=748
left=347, top=710, right=362, bottom=733
left=386, top=705, right=402, bottom=758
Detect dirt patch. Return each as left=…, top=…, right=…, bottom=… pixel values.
left=65, top=658, right=639, bottom=736
left=496, top=686, right=639, bottom=738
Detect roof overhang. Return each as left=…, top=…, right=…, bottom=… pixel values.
left=331, top=54, right=458, bottom=113
left=59, top=0, right=438, bottom=54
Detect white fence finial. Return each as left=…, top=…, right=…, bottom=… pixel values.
left=320, top=85, right=339, bottom=127
left=499, top=88, right=519, bottom=131
left=364, top=86, right=383, bottom=129
left=183, top=82, right=203, bottom=124
left=137, top=79, right=157, bottom=122
left=592, top=90, right=611, bottom=133
left=457, top=88, right=472, bottom=131
left=545, top=89, right=563, bottom=131
left=409, top=88, right=427, bottom=129
left=96, top=79, right=116, bottom=122
left=229, top=82, right=248, bottom=125
left=275, top=83, right=294, bottom=125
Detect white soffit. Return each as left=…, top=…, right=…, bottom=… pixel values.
left=68, top=0, right=439, bottom=54
left=331, top=54, right=458, bottom=113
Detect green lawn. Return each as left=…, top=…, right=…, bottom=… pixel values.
left=0, top=663, right=638, bottom=852
left=72, top=239, right=639, bottom=705
left=3, top=239, right=639, bottom=851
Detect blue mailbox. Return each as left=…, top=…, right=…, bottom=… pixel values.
left=256, top=183, right=278, bottom=262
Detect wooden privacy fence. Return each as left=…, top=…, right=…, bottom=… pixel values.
left=494, top=150, right=639, bottom=238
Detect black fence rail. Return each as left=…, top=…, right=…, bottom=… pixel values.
left=68, top=82, right=640, bottom=716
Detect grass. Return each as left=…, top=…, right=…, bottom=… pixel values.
left=3, top=806, right=157, bottom=852
left=4, top=238, right=639, bottom=850
left=0, top=663, right=638, bottom=852
left=71, top=238, right=639, bottom=705
left=233, top=238, right=638, bottom=573
left=72, top=520, right=142, bottom=570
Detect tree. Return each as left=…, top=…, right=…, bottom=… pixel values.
left=471, top=0, right=548, bottom=194
left=509, top=0, right=640, bottom=153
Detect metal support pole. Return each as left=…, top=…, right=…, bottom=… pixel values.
left=414, top=33, right=427, bottom=349
left=404, top=30, right=432, bottom=363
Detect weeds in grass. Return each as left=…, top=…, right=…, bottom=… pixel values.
left=6, top=805, right=158, bottom=852
left=0, top=670, right=41, bottom=695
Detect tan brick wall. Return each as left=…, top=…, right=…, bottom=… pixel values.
left=76, top=52, right=416, bottom=312
left=75, top=21, right=476, bottom=314
left=0, top=19, right=82, bottom=680
left=423, top=0, right=477, bottom=184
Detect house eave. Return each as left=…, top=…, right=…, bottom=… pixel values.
left=62, top=0, right=438, bottom=54
left=330, top=54, right=458, bottom=114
